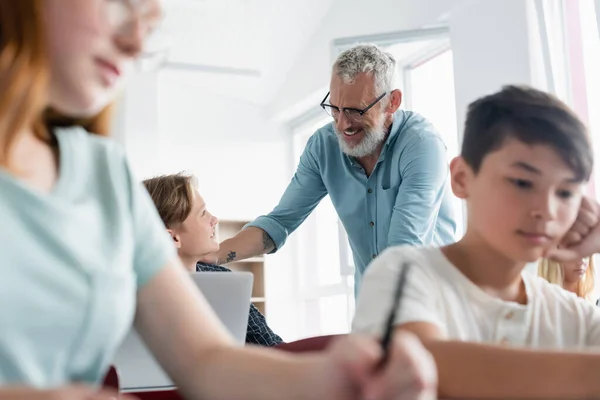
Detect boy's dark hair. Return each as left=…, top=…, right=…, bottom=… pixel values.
left=462, top=85, right=593, bottom=181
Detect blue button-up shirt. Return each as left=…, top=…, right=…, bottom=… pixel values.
left=247, top=110, right=457, bottom=295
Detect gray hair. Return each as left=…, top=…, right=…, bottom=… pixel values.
left=333, top=44, right=396, bottom=95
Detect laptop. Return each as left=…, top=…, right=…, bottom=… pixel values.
left=113, top=271, right=253, bottom=392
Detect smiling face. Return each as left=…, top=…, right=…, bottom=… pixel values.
left=451, top=137, right=585, bottom=263
left=328, top=73, right=391, bottom=158
left=172, top=189, right=220, bottom=260
left=42, top=0, right=163, bottom=117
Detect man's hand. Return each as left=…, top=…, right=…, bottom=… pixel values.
left=316, top=332, right=437, bottom=400
left=547, top=195, right=600, bottom=262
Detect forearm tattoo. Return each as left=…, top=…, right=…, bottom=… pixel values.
left=225, top=251, right=237, bottom=263
left=262, top=230, right=275, bottom=252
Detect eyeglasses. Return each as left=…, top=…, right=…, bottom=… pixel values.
left=320, top=91, right=388, bottom=122
left=102, top=0, right=169, bottom=69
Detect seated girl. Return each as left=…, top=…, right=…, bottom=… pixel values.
left=538, top=254, right=596, bottom=302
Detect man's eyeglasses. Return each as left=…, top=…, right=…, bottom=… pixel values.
left=320, top=91, right=388, bottom=122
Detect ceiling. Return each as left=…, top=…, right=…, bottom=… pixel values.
left=159, top=0, right=336, bottom=105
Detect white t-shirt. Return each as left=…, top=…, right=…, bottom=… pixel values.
left=352, top=245, right=600, bottom=349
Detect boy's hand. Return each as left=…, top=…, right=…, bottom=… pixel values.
left=547, top=195, right=600, bottom=261
left=317, top=332, right=437, bottom=400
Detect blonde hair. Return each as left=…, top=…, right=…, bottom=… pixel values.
left=538, top=257, right=596, bottom=301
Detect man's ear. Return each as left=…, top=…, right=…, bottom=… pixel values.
left=167, top=228, right=182, bottom=249
left=386, top=89, right=402, bottom=114
left=450, top=156, right=473, bottom=200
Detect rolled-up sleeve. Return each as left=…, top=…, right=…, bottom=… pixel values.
left=245, top=135, right=328, bottom=253
left=387, top=133, right=450, bottom=247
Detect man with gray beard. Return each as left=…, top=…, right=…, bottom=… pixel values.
left=203, top=44, right=457, bottom=295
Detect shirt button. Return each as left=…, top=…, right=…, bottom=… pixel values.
left=367, top=188, right=373, bottom=193
left=372, top=254, right=377, bottom=259
left=369, top=221, right=375, bottom=227
left=505, top=311, right=515, bottom=320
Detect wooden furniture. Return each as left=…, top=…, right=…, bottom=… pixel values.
left=215, top=220, right=267, bottom=315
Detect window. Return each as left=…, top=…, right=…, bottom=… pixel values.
left=404, top=50, right=459, bottom=158
left=396, top=48, right=465, bottom=237
left=534, top=0, right=600, bottom=291
left=291, top=116, right=354, bottom=338
left=577, top=0, right=600, bottom=195
left=536, top=0, right=600, bottom=196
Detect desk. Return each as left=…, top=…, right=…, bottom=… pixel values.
left=127, top=389, right=184, bottom=400
left=129, top=396, right=491, bottom=400
left=129, top=395, right=455, bottom=400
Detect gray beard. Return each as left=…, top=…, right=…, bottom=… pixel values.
left=334, top=118, right=387, bottom=158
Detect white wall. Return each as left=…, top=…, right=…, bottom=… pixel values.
left=115, top=70, right=301, bottom=340
left=266, top=0, right=467, bottom=121
left=153, top=76, right=300, bottom=340
left=157, top=73, right=286, bottom=145
left=268, top=0, right=538, bottom=136
left=449, top=0, right=534, bottom=138
left=120, top=72, right=162, bottom=178
left=450, top=0, right=544, bottom=275
left=155, top=73, right=292, bottom=221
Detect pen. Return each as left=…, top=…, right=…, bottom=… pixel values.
left=377, top=261, right=411, bottom=368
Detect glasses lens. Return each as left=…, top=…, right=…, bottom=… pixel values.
left=322, top=105, right=336, bottom=118
left=104, top=1, right=170, bottom=72
left=104, top=1, right=128, bottom=30
left=345, top=110, right=363, bottom=122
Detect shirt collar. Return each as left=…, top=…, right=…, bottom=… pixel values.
left=380, top=110, right=406, bottom=158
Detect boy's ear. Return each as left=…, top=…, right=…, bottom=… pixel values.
left=167, top=229, right=182, bottom=249
left=450, top=156, right=472, bottom=199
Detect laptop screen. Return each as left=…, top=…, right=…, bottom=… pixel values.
left=112, top=271, right=253, bottom=391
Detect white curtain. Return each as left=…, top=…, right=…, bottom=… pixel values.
left=596, top=0, right=600, bottom=39
left=533, top=0, right=573, bottom=104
